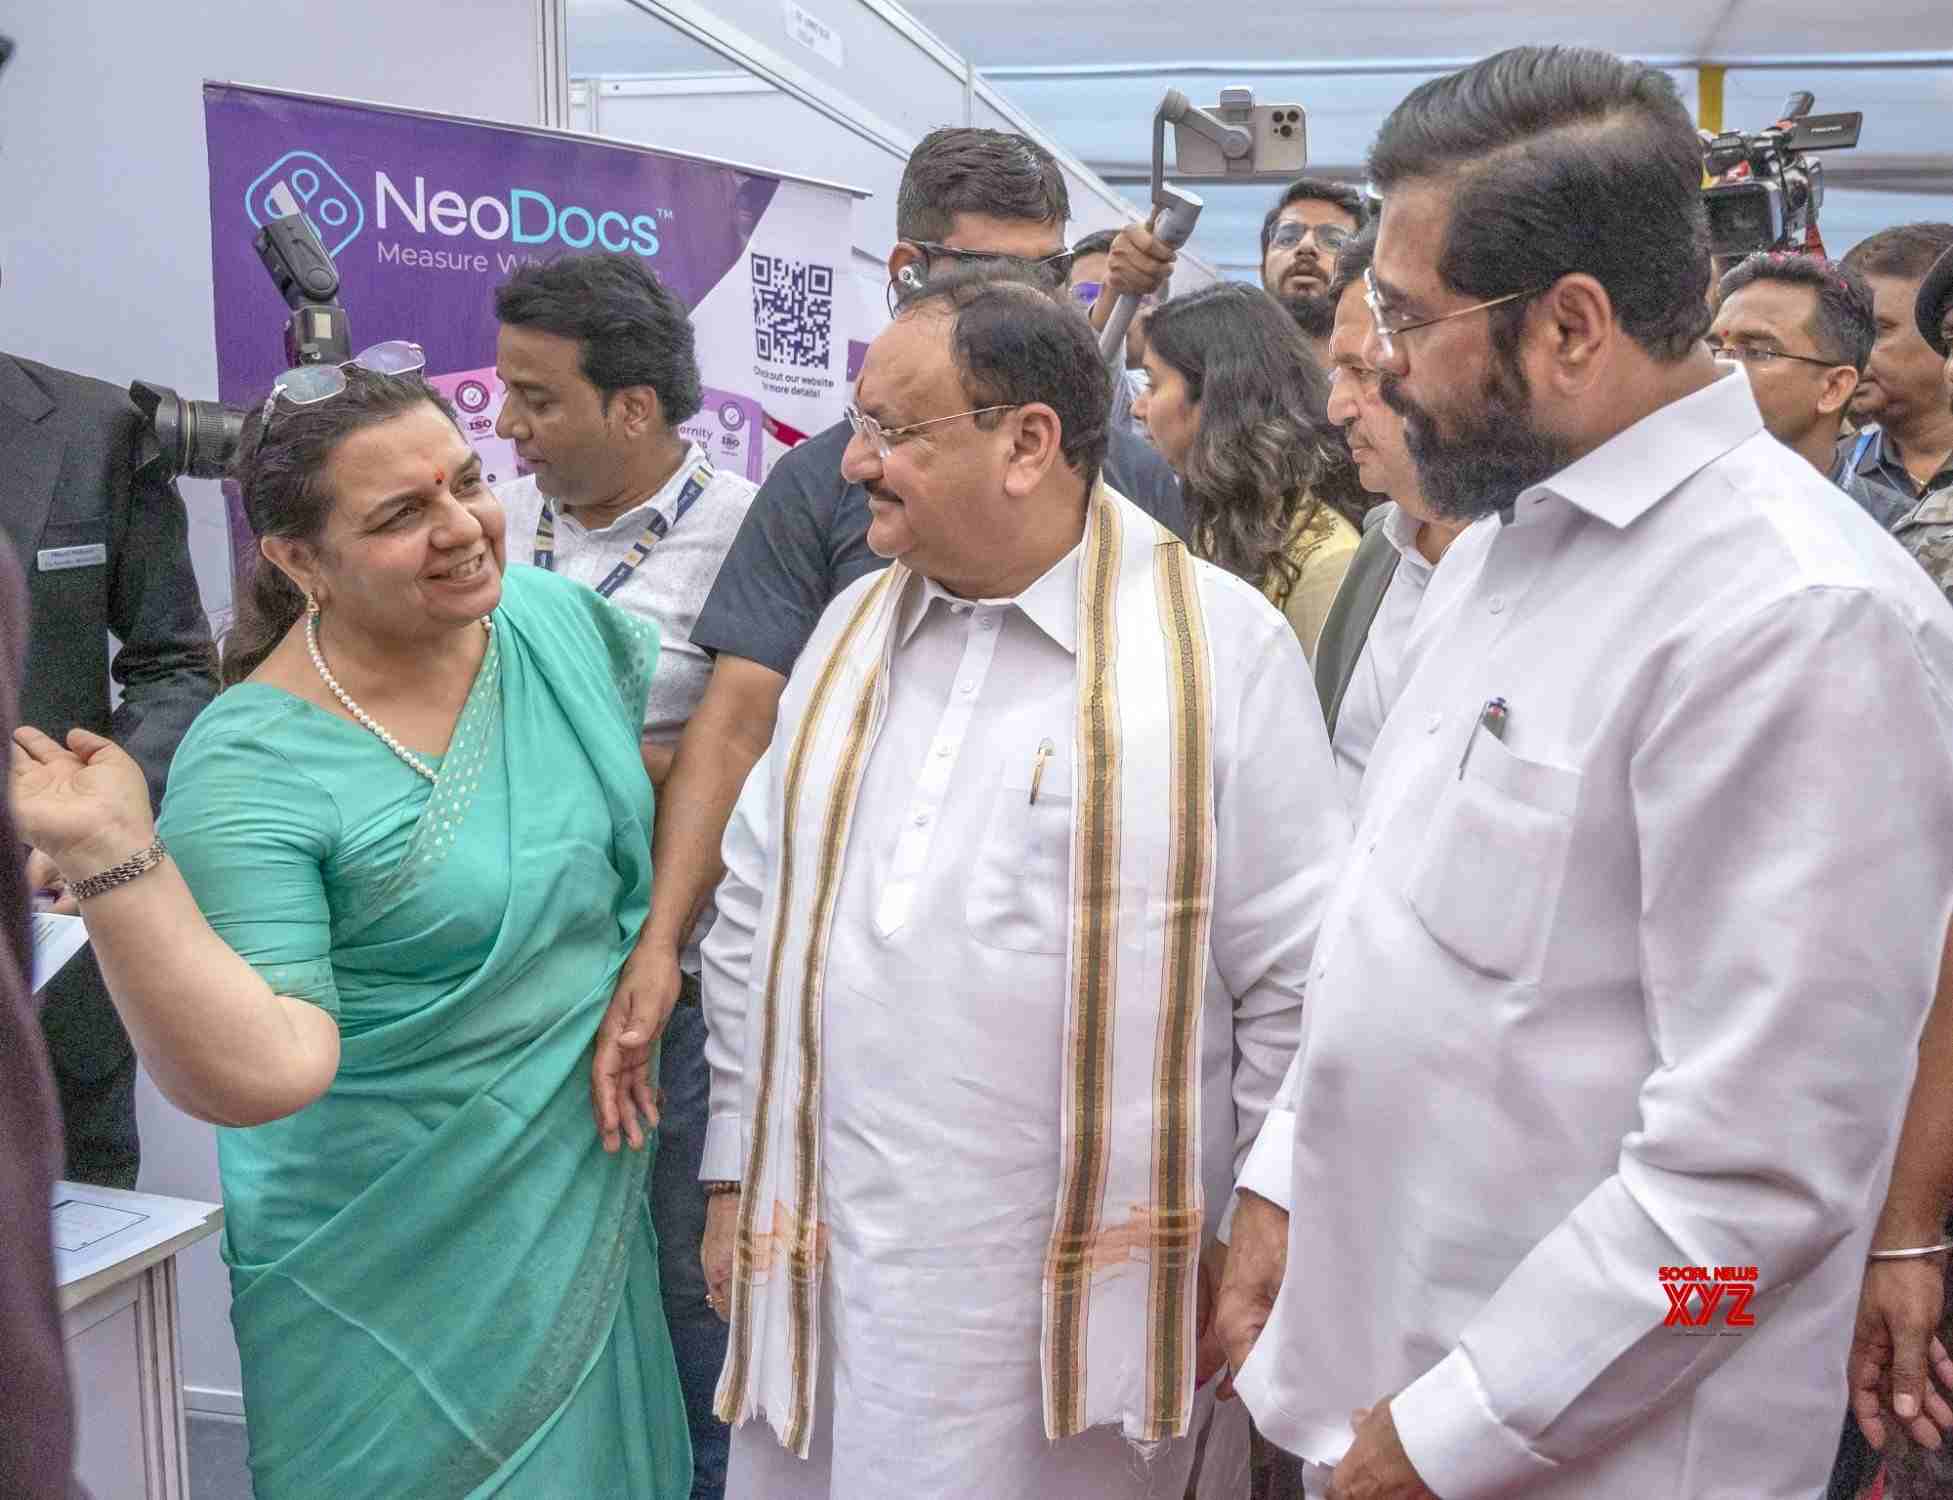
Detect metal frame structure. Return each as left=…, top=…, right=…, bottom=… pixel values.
left=575, top=0, right=1221, bottom=277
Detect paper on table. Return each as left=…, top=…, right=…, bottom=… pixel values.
left=31, top=911, right=88, bottom=994
left=50, top=1181, right=221, bottom=1288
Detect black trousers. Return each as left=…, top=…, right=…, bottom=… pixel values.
left=38, top=954, right=138, bottom=1189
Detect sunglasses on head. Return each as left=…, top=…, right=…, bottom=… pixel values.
left=254, top=339, right=427, bottom=450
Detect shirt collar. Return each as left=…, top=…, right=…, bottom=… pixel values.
left=898, top=543, right=1082, bottom=655
left=559, top=441, right=710, bottom=537
left=1510, top=364, right=1761, bottom=530
left=1380, top=501, right=1439, bottom=576
left=1853, top=424, right=1953, bottom=493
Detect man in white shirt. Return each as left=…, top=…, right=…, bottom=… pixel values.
left=492, top=251, right=756, bottom=1500
left=1314, top=223, right=1467, bottom=811
left=1219, top=46, right=1953, bottom=1500
left=698, top=266, right=1350, bottom=1499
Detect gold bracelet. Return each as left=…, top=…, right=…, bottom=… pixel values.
left=66, top=838, right=168, bottom=902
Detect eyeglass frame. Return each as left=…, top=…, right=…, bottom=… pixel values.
left=1705, top=338, right=1843, bottom=371
left=1364, top=266, right=1546, bottom=362
left=907, top=240, right=1076, bottom=283
left=884, top=243, right=1079, bottom=316
left=254, top=340, right=428, bottom=451
left=843, top=401, right=1022, bottom=460
left=1268, top=220, right=1353, bottom=256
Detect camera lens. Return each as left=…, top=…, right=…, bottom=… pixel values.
left=128, top=382, right=247, bottom=481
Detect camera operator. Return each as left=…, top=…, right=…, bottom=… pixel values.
left=1259, top=178, right=1368, bottom=365
left=0, top=347, right=217, bottom=1188
left=1708, top=253, right=1892, bottom=522
left=1837, top=224, right=1953, bottom=517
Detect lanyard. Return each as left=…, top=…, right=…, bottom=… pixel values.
left=534, top=463, right=711, bottom=599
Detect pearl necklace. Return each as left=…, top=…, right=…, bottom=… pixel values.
left=305, top=607, right=490, bottom=782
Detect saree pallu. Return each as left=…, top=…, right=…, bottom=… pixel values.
left=158, top=565, right=688, bottom=1498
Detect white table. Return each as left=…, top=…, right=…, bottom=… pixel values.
left=55, top=1185, right=225, bottom=1500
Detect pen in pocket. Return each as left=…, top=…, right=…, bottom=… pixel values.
left=1457, top=697, right=1509, bottom=780
left=1029, top=738, right=1054, bottom=805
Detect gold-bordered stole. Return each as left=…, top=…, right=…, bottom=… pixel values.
left=783, top=644, right=884, bottom=1454
left=1145, top=535, right=1216, bottom=1438
left=1046, top=490, right=1124, bottom=1438
left=717, top=567, right=897, bottom=1429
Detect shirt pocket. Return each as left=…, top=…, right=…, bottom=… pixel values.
left=1402, top=734, right=1581, bottom=984
left=965, top=744, right=1073, bottom=955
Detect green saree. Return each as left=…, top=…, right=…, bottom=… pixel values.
left=157, top=565, right=689, bottom=1499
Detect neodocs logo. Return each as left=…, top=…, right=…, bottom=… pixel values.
left=374, top=173, right=662, bottom=257
left=245, top=151, right=366, bottom=258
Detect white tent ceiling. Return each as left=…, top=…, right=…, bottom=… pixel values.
left=568, top=0, right=1953, bottom=273
left=908, top=1, right=1953, bottom=272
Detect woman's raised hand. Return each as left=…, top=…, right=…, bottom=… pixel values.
left=11, top=727, right=156, bottom=881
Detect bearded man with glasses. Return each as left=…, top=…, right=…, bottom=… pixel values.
left=1218, top=45, right=1953, bottom=1500
left=1259, top=178, right=1369, bottom=365
left=1707, top=252, right=1892, bottom=523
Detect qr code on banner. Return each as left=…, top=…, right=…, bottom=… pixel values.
left=752, top=254, right=834, bottom=370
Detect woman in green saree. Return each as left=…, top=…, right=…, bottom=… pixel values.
left=12, top=368, right=689, bottom=1498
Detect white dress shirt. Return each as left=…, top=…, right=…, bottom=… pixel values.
left=703, top=542, right=1351, bottom=1498
left=1329, top=502, right=1444, bottom=810
left=1233, top=367, right=1953, bottom=1499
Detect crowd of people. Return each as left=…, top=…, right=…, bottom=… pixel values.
left=6, top=39, right=1953, bottom=1500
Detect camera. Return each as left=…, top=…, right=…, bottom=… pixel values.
left=132, top=212, right=353, bottom=484
left=1700, top=92, right=1862, bottom=258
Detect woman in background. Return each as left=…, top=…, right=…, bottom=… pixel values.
left=12, top=366, right=689, bottom=1499
left=1137, top=282, right=1361, bottom=659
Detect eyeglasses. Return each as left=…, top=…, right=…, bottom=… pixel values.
left=844, top=402, right=1021, bottom=459
left=1071, top=280, right=1104, bottom=308
left=1364, top=267, right=1543, bottom=362
left=1706, top=339, right=1839, bottom=371
left=912, top=240, right=1075, bottom=285
left=255, top=340, right=427, bottom=449
left=1269, top=221, right=1352, bottom=256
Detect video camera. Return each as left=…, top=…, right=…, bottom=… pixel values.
left=131, top=213, right=353, bottom=482
left=1700, top=92, right=1862, bottom=258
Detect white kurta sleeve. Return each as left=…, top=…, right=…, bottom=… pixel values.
left=698, top=745, right=775, bottom=1183
left=1209, top=609, right=1352, bottom=1191
left=1232, top=1049, right=1303, bottom=1220
left=1392, top=588, right=1953, bottom=1499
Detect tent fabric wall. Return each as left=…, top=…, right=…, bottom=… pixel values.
left=0, top=0, right=546, bottom=1415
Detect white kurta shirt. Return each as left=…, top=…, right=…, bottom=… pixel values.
left=1328, top=502, right=1443, bottom=811
left=1233, top=368, right=1953, bottom=1500
left=703, top=540, right=1351, bottom=1498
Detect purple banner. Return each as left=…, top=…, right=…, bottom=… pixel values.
left=204, top=85, right=778, bottom=407
left=203, top=85, right=801, bottom=581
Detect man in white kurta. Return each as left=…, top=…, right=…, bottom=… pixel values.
left=1223, top=45, right=1953, bottom=1500
left=698, top=271, right=1350, bottom=1499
